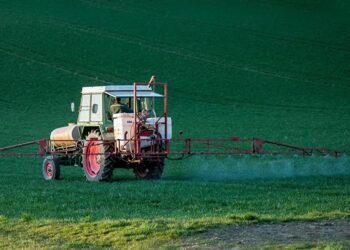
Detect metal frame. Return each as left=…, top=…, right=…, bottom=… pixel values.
left=0, top=137, right=345, bottom=158
left=133, top=82, right=169, bottom=156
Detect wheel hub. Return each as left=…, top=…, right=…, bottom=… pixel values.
left=85, top=140, right=102, bottom=177
left=45, top=163, right=53, bottom=177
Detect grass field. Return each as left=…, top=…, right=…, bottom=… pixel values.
left=0, top=0, right=350, bottom=248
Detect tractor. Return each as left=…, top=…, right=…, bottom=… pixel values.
left=1, top=81, right=345, bottom=181
left=43, top=82, right=171, bottom=182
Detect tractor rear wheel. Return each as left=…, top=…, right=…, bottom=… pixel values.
left=42, top=156, right=60, bottom=180
left=83, top=130, right=113, bottom=182
left=134, top=158, right=164, bottom=180
left=134, top=135, right=165, bottom=180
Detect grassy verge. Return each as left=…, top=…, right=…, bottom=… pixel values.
left=0, top=171, right=349, bottom=249
left=1, top=212, right=349, bottom=249
left=0, top=157, right=349, bottom=248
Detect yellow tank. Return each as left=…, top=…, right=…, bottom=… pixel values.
left=50, top=124, right=81, bottom=148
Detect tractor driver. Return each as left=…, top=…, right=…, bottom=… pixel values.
left=110, top=97, right=132, bottom=114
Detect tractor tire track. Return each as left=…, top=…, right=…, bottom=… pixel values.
left=0, top=99, right=18, bottom=111
left=77, top=0, right=350, bottom=88
left=0, top=40, right=129, bottom=84
left=0, top=46, right=108, bottom=84
left=1, top=7, right=350, bottom=114
left=2, top=6, right=349, bottom=91
left=172, top=87, right=350, bottom=115
left=80, top=0, right=350, bottom=54
left=0, top=39, right=348, bottom=116
left=30, top=16, right=350, bottom=91
left=0, top=39, right=129, bottom=82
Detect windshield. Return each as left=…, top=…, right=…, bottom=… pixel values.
left=138, top=97, right=156, bottom=118
left=105, top=93, right=158, bottom=120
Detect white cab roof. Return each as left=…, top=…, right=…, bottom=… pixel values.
left=81, top=85, right=163, bottom=97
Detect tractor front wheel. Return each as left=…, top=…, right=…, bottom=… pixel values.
left=42, top=156, right=60, bottom=180
left=83, top=130, right=113, bottom=182
left=134, top=158, right=164, bottom=180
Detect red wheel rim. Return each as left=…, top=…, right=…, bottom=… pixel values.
left=85, top=139, right=101, bottom=177
left=45, top=162, right=53, bottom=178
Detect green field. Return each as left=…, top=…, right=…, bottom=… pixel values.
left=0, top=0, right=350, bottom=249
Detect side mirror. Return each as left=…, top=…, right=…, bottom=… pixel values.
left=71, top=102, right=75, bottom=112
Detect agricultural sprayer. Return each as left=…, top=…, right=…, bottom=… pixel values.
left=0, top=80, right=346, bottom=181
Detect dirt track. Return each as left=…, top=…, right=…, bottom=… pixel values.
left=180, top=219, right=350, bottom=249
